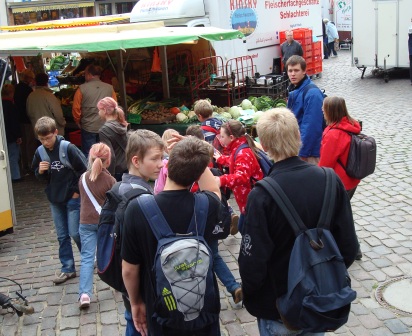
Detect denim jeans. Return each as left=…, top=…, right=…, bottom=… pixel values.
left=258, top=319, right=325, bottom=336
left=81, top=129, right=99, bottom=157
left=238, top=213, right=245, bottom=235
left=209, top=240, right=240, bottom=294
left=124, top=309, right=142, bottom=336
left=79, top=224, right=98, bottom=299
left=50, top=197, right=81, bottom=273
left=7, top=142, right=21, bottom=180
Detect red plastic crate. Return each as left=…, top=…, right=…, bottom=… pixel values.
left=69, top=130, right=81, bottom=147
left=312, top=41, right=322, bottom=53
left=292, top=28, right=312, bottom=40
left=303, top=50, right=313, bottom=59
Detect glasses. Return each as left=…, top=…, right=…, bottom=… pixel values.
left=38, top=134, right=55, bottom=143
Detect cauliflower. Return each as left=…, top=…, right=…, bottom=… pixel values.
left=187, top=110, right=196, bottom=119
left=176, top=113, right=188, bottom=122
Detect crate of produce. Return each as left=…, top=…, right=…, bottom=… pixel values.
left=127, top=114, right=142, bottom=124
left=69, top=130, right=81, bottom=147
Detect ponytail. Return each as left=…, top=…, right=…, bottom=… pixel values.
left=88, top=142, right=111, bottom=182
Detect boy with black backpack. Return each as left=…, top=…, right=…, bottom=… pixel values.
left=238, top=108, right=359, bottom=335
left=98, top=129, right=165, bottom=336
left=122, top=136, right=222, bottom=336
left=32, top=116, right=87, bottom=285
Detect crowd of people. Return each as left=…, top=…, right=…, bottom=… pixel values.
left=1, top=50, right=364, bottom=335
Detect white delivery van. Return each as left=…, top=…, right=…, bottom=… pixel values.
left=130, top=0, right=323, bottom=75
left=352, top=0, right=411, bottom=82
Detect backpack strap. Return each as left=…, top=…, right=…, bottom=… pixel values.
left=37, top=145, right=50, bottom=163
left=201, top=125, right=220, bottom=135
left=59, top=140, right=72, bottom=170
left=187, top=192, right=209, bottom=236
left=82, top=173, right=102, bottom=214
left=137, top=194, right=175, bottom=240
left=316, top=167, right=336, bottom=231
left=257, top=178, right=307, bottom=237
left=233, top=143, right=249, bottom=162
left=138, top=192, right=209, bottom=240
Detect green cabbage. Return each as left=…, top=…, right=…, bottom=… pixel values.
left=240, top=99, right=253, bottom=110
left=229, top=106, right=242, bottom=119
left=253, top=111, right=264, bottom=123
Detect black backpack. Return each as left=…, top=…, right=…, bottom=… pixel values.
left=96, top=182, right=151, bottom=293
left=257, top=168, right=356, bottom=333
left=337, top=130, right=377, bottom=180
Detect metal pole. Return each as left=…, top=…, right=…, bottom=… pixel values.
left=115, top=49, right=128, bottom=112
left=159, top=46, right=170, bottom=99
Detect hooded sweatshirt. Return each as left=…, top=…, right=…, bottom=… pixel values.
left=99, top=120, right=128, bottom=175
left=319, top=116, right=362, bottom=190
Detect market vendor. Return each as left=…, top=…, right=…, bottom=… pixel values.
left=72, top=64, right=117, bottom=156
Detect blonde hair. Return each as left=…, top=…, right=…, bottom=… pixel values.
left=161, top=129, right=179, bottom=154
left=126, top=130, right=164, bottom=170
left=88, top=143, right=111, bottom=182
left=256, top=108, right=301, bottom=162
left=193, top=99, right=213, bottom=118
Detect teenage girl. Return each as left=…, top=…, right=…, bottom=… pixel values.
left=213, top=120, right=264, bottom=234
left=97, top=97, right=128, bottom=181
left=78, top=143, right=116, bottom=308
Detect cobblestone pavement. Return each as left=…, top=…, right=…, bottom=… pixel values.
left=1, top=50, right=412, bottom=336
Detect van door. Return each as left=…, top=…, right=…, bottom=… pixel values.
left=0, top=99, right=15, bottom=236
left=376, top=1, right=398, bottom=68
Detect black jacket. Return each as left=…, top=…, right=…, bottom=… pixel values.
left=32, top=136, right=87, bottom=203
left=238, top=156, right=358, bottom=320
left=99, top=120, right=127, bottom=175
left=14, top=81, right=32, bottom=124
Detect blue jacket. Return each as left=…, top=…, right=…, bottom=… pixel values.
left=287, top=75, right=324, bottom=158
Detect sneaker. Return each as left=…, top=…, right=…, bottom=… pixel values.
left=79, top=294, right=91, bottom=309
left=231, top=287, right=243, bottom=304
left=53, top=271, right=76, bottom=284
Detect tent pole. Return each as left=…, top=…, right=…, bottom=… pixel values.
left=159, top=46, right=170, bottom=99
left=116, top=49, right=128, bottom=112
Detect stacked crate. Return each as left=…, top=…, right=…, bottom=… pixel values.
left=280, top=28, right=323, bottom=76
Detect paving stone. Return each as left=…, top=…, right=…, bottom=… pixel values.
left=372, top=307, right=397, bottom=320
left=60, top=316, right=80, bottom=330
left=41, top=329, right=56, bottom=336
left=20, top=324, right=38, bottom=336
left=79, top=323, right=97, bottom=336
left=101, top=324, right=120, bottom=336
left=99, top=310, right=118, bottom=325
left=384, top=319, right=410, bottom=334
left=61, top=303, right=81, bottom=317
left=98, top=299, right=116, bottom=313
left=224, top=322, right=246, bottom=336
left=235, top=308, right=255, bottom=323
left=41, top=317, right=57, bottom=330
left=80, top=312, right=97, bottom=325
left=220, top=309, right=237, bottom=325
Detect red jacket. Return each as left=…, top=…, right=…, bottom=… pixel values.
left=217, top=137, right=263, bottom=214
left=319, top=117, right=361, bottom=190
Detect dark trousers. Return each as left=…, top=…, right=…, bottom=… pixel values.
left=409, top=55, right=412, bottom=83
left=327, top=41, right=337, bottom=56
